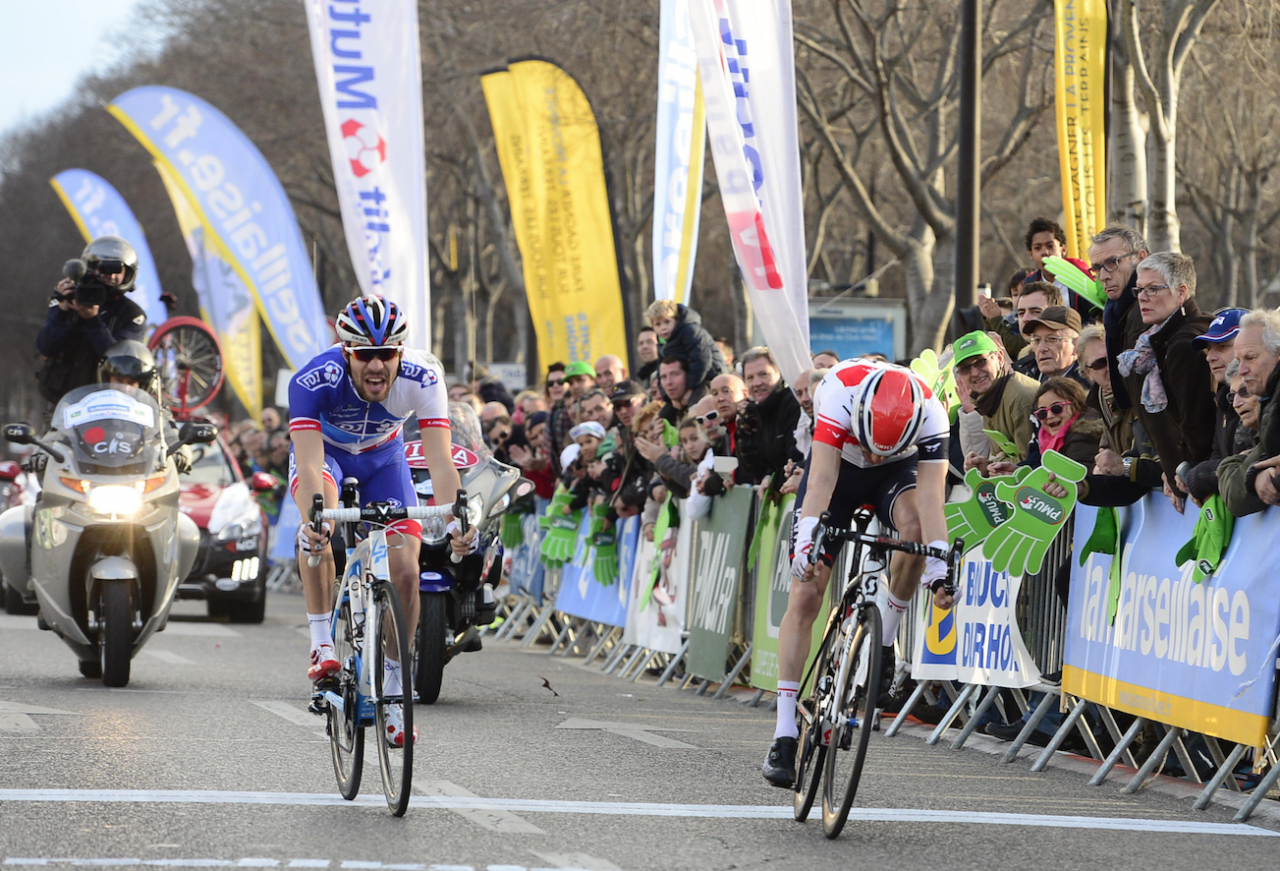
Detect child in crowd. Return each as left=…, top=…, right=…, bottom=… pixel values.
left=645, top=299, right=727, bottom=391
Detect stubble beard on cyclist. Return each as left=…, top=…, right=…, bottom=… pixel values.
left=349, top=355, right=398, bottom=403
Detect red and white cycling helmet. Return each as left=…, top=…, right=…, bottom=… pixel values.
left=335, top=295, right=408, bottom=348
left=850, top=366, right=925, bottom=457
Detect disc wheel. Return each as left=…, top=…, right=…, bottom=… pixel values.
left=148, top=316, right=224, bottom=413
left=372, top=582, right=414, bottom=816
left=414, top=591, right=448, bottom=705
left=327, top=598, right=364, bottom=801
left=99, top=581, right=133, bottom=688
left=793, top=634, right=835, bottom=822
left=821, top=603, right=882, bottom=839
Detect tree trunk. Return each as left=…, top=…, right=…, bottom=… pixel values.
left=899, top=222, right=945, bottom=356
left=1147, top=118, right=1182, bottom=253
left=1109, top=35, right=1148, bottom=233
left=1242, top=180, right=1261, bottom=309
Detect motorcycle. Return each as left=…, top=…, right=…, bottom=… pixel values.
left=0, top=384, right=216, bottom=687
left=404, top=433, right=534, bottom=704
left=0, top=460, right=31, bottom=613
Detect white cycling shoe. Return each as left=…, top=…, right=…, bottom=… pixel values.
left=383, top=703, right=418, bottom=747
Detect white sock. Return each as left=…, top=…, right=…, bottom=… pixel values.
left=308, top=613, right=331, bottom=650
left=383, top=658, right=403, bottom=697
left=774, top=680, right=801, bottom=739
left=881, top=592, right=910, bottom=647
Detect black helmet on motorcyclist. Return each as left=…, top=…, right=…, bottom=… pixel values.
left=82, top=236, right=138, bottom=292
left=98, top=340, right=158, bottom=393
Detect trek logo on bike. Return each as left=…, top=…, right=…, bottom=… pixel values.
left=298, top=361, right=345, bottom=392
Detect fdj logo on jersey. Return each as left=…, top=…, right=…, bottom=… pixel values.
left=299, top=362, right=345, bottom=391
left=1014, top=487, right=1065, bottom=525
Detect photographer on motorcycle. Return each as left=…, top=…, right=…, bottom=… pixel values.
left=97, top=340, right=191, bottom=475
left=36, top=236, right=148, bottom=411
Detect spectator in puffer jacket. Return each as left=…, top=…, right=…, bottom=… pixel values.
left=645, top=299, right=727, bottom=391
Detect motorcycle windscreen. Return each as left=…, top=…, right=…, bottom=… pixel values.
left=53, top=385, right=163, bottom=475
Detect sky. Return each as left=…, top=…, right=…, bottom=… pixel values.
left=1, top=0, right=155, bottom=138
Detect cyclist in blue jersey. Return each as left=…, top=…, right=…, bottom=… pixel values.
left=289, top=295, right=473, bottom=747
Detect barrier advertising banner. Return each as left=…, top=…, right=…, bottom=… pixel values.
left=305, top=0, right=429, bottom=341
left=482, top=60, right=629, bottom=367
left=688, top=0, right=809, bottom=386
left=1067, top=499, right=1280, bottom=747
left=1053, top=0, right=1108, bottom=258
left=555, top=514, right=636, bottom=627
left=508, top=509, right=547, bottom=603
left=154, top=161, right=262, bottom=419
left=686, top=486, right=753, bottom=681
left=49, top=169, right=168, bottom=331
left=623, top=510, right=691, bottom=654
left=109, top=86, right=327, bottom=370
left=911, top=546, right=1041, bottom=688
left=652, top=0, right=705, bottom=306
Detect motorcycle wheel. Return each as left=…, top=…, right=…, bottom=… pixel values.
left=414, top=592, right=448, bottom=705
left=99, top=581, right=133, bottom=688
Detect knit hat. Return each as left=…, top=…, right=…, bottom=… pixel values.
left=952, top=330, right=1000, bottom=366
left=1175, top=494, right=1234, bottom=583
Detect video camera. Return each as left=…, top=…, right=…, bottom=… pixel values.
left=60, top=259, right=114, bottom=309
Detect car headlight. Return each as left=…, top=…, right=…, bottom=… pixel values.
left=87, top=485, right=143, bottom=518
left=216, top=511, right=263, bottom=541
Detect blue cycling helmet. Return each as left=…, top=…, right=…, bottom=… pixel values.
left=335, top=295, right=408, bottom=347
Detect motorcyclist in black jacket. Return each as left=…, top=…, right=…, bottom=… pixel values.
left=36, top=236, right=148, bottom=408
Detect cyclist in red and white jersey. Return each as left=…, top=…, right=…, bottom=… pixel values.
left=763, top=358, right=955, bottom=787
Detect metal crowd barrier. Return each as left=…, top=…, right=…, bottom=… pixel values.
left=493, top=490, right=1280, bottom=822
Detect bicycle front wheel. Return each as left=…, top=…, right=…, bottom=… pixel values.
left=792, top=627, right=835, bottom=822
left=327, top=598, right=364, bottom=800
left=821, top=603, right=882, bottom=839
left=372, top=582, right=414, bottom=816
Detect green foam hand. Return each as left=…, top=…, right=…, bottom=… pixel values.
left=538, top=486, right=568, bottom=530
left=912, top=348, right=959, bottom=419
left=500, top=512, right=525, bottom=550
left=1042, top=255, right=1107, bottom=311
left=983, top=428, right=1021, bottom=461
left=586, top=504, right=617, bottom=585
left=983, top=450, right=1087, bottom=577
left=1174, top=495, right=1234, bottom=584
left=661, top=418, right=680, bottom=448
left=540, top=490, right=581, bottom=567
left=945, top=466, right=1029, bottom=550
left=642, top=493, right=676, bottom=608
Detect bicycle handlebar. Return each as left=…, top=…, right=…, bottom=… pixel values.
left=816, top=511, right=965, bottom=596
left=303, top=500, right=457, bottom=568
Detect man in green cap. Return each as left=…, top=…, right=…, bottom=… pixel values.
left=952, top=330, right=1040, bottom=467
left=549, top=360, right=598, bottom=470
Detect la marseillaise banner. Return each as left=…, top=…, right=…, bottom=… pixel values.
left=1054, top=0, right=1108, bottom=258
left=482, top=60, right=628, bottom=367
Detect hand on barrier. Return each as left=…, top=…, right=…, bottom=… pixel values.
left=983, top=451, right=1086, bottom=577
left=500, top=512, right=525, bottom=550
left=945, top=466, right=1029, bottom=550
left=1042, top=255, right=1107, bottom=310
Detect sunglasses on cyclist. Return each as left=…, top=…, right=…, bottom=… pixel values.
left=347, top=346, right=400, bottom=363
left=696, top=410, right=720, bottom=425
left=1032, top=401, right=1071, bottom=421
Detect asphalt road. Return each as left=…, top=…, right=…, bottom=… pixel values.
left=1, top=592, right=1276, bottom=870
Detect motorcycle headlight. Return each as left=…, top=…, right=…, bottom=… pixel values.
left=421, top=515, right=448, bottom=545
left=489, top=493, right=511, bottom=518
left=87, top=484, right=143, bottom=518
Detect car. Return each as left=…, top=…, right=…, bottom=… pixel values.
left=177, top=436, right=273, bottom=623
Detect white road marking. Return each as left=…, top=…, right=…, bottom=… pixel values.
left=528, top=853, right=620, bottom=871
left=414, top=781, right=544, bottom=834
left=0, top=701, right=80, bottom=734
left=157, top=623, right=240, bottom=637
left=248, top=700, right=325, bottom=738
left=555, top=718, right=697, bottom=749
left=2, top=861, right=602, bottom=871
left=0, top=789, right=1272, bottom=838
left=141, top=650, right=196, bottom=666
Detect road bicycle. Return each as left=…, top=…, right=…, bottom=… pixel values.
left=306, top=483, right=458, bottom=816
left=792, top=508, right=963, bottom=839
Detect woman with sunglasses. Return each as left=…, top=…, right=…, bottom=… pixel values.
left=287, top=295, right=475, bottom=746
left=1010, top=378, right=1103, bottom=472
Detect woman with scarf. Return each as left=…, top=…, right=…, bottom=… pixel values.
left=1116, top=252, right=1215, bottom=513
left=1019, top=378, right=1104, bottom=469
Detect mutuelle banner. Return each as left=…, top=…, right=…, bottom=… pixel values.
left=1067, top=499, right=1280, bottom=747
left=652, top=0, right=705, bottom=307
left=49, top=169, right=168, bottom=331
left=482, top=60, right=629, bottom=368
left=687, top=486, right=752, bottom=681
left=304, top=0, right=429, bottom=343
left=1054, top=0, right=1108, bottom=258
left=154, top=161, right=262, bottom=419
left=555, top=513, right=636, bottom=628
left=109, top=86, right=327, bottom=370
left=688, top=0, right=809, bottom=386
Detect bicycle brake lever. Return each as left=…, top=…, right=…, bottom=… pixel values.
left=307, top=494, right=325, bottom=568
left=450, top=488, right=469, bottom=565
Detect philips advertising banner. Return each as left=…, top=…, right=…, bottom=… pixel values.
left=482, top=60, right=629, bottom=367
left=108, top=86, right=327, bottom=370
left=652, top=0, right=706, bottom=307
left=688, top=0, right=809, bottom=386
left=1054, top=0, right=1108, bottom=258
left=305, top=0, right=430, bottom=342
left=686, top=486, right=752, bottom=681
left=555, top=514, right=636, bottom=627
left=623, top=508, right=690, bottom=654
left=49, top=169, right=168, bottom=331
left=911, top=546, right=1041, bottom=688
left=1067, top=499, right=1280, bottom=747
left=155, top=161, right=262, bottom=419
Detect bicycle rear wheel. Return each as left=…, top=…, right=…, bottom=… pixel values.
left=372, top=582, right=414, bottom=816
left=821, top=603, right=882, bottom=839
left=147, top=316, right=224, bottom=413
left=793, top=621, right=840, bottom=821
left=327, top=597, right=364, bottom=800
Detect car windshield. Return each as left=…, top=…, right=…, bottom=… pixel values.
left=183, top=441, right=236, bottom=486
